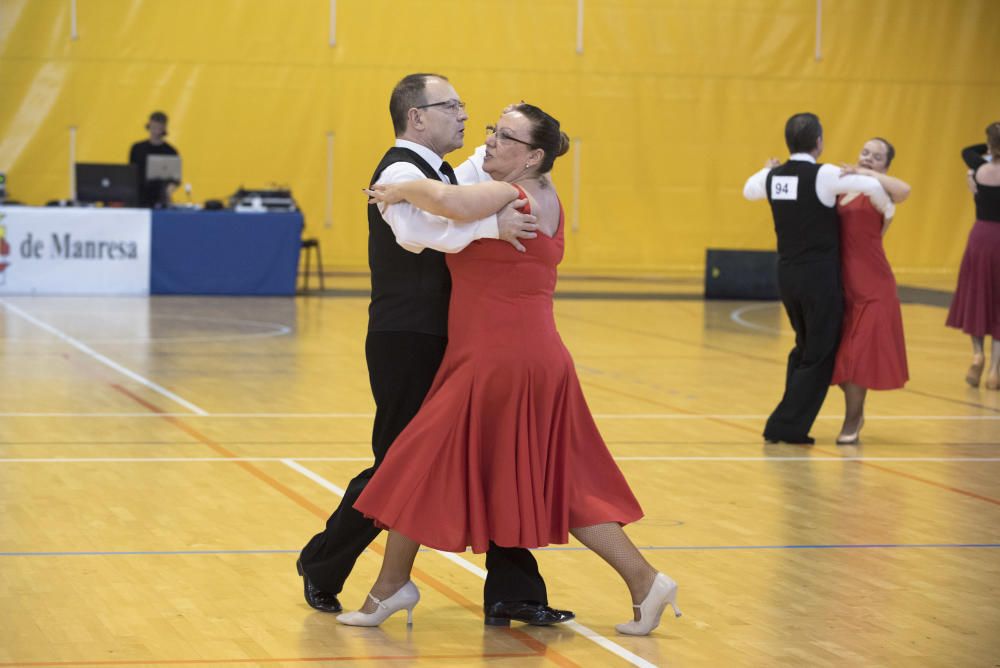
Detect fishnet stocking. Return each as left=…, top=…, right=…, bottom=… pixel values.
left=571, top=522, right=657, bottom=619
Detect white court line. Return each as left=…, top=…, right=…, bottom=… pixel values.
left=595, top=414, right=1000, bottom=421
left=0, top=412, right=372, bottom=418
left=9, top=310, right=294, bottom=345
left=730, top=303, right=786, bottom=334
left=563, top=620, right=656, bottom=668
left=283, top=458, right=348, bottom=495
left=0, top=300, right=208, bottom=416
left=3, top=456, right=1000, bottom=464
left=280, top=458, right=657, bottom=668
left=729, top=304, right=973, bottom=358
left=613, top=456, right=1000, bottom=462
left=0, top=411, right=998, bottom=421
left=1, top=457, right=372, bottom=463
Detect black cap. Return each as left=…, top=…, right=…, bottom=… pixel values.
left=149, top=111, right=168, bottom=124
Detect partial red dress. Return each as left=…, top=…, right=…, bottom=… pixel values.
left=946, top=164, right=1000, bottom=339
left=354, top=188, right=643, bottom=553
left=831, top=194, right=909, bottom=389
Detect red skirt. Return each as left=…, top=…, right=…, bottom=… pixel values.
left=946, top=219, right=1000, bottom=338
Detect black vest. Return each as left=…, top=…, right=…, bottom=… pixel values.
left=367, top=147, right=451, bottom=336
left=765, top=161, right=840, bottom=265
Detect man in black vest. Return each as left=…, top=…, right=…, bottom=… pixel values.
left=298, top=73, right=574, bottom=627
left=743, top=113, right=894, bottom=444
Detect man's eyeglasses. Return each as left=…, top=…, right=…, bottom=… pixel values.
left=415, top=99, right=467, bottom=114
left=486, top=124, right=535, bottom=148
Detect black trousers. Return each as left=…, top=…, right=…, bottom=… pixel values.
left=764, top=260, right=843, bottom=441
left=299, top=331, right=548, bottom=606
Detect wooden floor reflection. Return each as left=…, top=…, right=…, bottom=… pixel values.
left=1, top=276, right=998, bottom=667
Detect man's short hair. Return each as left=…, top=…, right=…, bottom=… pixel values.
left=149, top=111, right=168, bottom=124
left=784, top=113, right=822, bottom=154
left=389, top=73, right=447, bottom=136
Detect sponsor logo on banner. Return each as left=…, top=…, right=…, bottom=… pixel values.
left=0, top=207, right=151, bottom=295
left=17, top=232, right=139, bottom=260
left=0, top=215, right=10, bottom=285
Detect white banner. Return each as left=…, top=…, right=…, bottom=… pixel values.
left=0, top=206, right=151, bottom=295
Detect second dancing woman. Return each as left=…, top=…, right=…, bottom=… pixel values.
left=947, top=123, right=1000, bottom=390
left=831, top=138, right=912, bottom=444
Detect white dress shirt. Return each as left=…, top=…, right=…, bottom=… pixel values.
left=374, top=140, right=499, bottom=254
left=454, top=144, right=491, bottom=185
left=742, top=153, right=896, bottom=219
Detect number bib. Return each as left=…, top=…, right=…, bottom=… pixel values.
left=770, top=176, right=798, bottom=200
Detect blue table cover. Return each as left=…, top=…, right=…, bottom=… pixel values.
left=151, top=210, right=302, bottom=295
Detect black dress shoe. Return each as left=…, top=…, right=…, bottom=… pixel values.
left=296, top=558, right=342, bottom=613
left=484, top=601, right=575, bottom=627
left=764, top=434, right=815, bottom=445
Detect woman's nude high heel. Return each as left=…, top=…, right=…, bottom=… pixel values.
left=615, top=572, right=682, bottom=636
left=966, top=355, right=985, bottom=387
left=336, top=581, right=420, bottom=627
left=986, top=370, right=1000, bottom=391
left=837, top=415, right=865, bottom=445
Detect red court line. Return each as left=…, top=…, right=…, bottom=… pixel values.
left=901, top=386, right=1000, bottom=414
left=110, top=385, right=330, bottom=517
left=582, top=377, right=769, bottom=437
left=0, top=652, right=538, bottom=667
left=812, top=445, right=1000, bottom=506
left=562, top=310, right=1000, bottom=414
left=108, top=384, right=582, bottom=668
left=581, top=379, right=1000, bottom=507
left=555, top=311, right=784, bottom=367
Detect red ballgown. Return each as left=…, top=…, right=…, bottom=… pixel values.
left=354, top=190, right=644, bottom=553
left=831, top=194, right=909, bottom=389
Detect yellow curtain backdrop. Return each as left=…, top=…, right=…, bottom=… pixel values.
left=1, top=0, right=998, bottom=273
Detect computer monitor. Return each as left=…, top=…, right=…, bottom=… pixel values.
left=146, top=154, right=182, bottom=182
left=75, top=163, right=139, bottom=206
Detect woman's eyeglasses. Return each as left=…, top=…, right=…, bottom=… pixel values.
left=486, top=125, right=534, bottom=148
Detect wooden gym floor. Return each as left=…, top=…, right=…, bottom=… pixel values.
left=1, top=271, right=998, bottom=667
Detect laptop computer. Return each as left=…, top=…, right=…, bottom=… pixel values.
left=75, top=163, right=140, bottom=206
left=146, top=154, right=182, bottom=182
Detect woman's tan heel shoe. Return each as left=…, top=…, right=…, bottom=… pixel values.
left=336, top=581, right=419, bottom=627
left=615, top=573, right=682, bottom=636
left=837, top=416, right=864, bottom=445
left=966, top=356, right=985, bottom=387
left=986, top=371, right=1000, bottom=391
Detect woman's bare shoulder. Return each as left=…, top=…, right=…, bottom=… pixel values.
left=521, top=184, right=560, bottom=236
left=976, top=162, right=1000, bottom=186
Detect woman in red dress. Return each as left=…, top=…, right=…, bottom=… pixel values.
left=947, top=123, right=1000, bottom=390
left=339, top=104, right=681, bottom=636
left=831, top=139, right=912, bottom=444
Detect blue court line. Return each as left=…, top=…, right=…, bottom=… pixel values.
left=1, top=543, right=998, bottom=557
